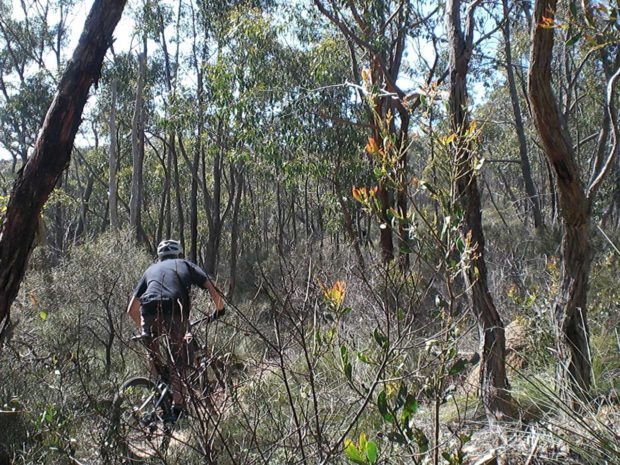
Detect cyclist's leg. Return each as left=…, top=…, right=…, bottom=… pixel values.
left=141, top=302, right=168, bottom=381
left=164, top=301, right=192, bottom=409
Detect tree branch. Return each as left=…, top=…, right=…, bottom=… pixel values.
left=588, top=63, right=620, bottom=199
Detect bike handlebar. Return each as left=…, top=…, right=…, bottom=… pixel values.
left=190, top=307, right=226, bottom=328
left=130, top=308, right=226, bottom=342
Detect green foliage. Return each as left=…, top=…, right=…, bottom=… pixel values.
left=1, top=0, right=619, bottom=463
left=344, top=433, right=379, bottom=465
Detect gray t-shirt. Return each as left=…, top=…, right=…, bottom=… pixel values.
left=133, top=258, right=209, bottom=308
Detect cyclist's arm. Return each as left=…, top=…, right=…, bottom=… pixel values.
left=203, top=278, right=225, bottom=314
left=127, top=295, right=141, bottom=326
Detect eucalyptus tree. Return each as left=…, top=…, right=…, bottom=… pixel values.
left=108, top=79, right=120, bottom=230
left=0, top=0, right=127, bottom=338
left=0, top=0, right=75, bottom=169
left=278, top=31, right=370, bottom=264
left=445, top=0, right=513, bottom=422
left=147, top=0, right=185, bottom=250
left=499, top=0, right=542, bottom=229
left=129, top=49, right=146, bottom=240
left=98, top=52, right=146, bottom=232
left=147, top=1, right=278, bottom=275
left=313, top=0, right=441, bottom=266
left=528, top=0, right=620, bottom=403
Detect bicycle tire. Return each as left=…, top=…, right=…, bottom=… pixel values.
left=108, top=376, right=173, bottom=463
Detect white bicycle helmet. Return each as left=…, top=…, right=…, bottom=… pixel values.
left=157, top=239, right=183, bottom=259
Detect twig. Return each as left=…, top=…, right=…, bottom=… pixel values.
left=69, top=455, right=87, bottom=465
left=588, top=62, right=620, bottom=199
left=596, top=224, right=620, bottom=256
left=524, top=435, right=539, bottom=465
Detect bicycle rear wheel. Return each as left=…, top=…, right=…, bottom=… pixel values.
left=109, top=376, right=173, bottom=462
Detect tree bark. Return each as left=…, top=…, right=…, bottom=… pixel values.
left=528, top=0, right=592, bottom=403
left=129, top=50, right=146, bottom=239
left=228, top=167, right=244, bottom=302
left=446, top=0, right=513, bottom=422
left=0, top=0, right=127, bottom=336
left=108, top=79, right=119, bottom=230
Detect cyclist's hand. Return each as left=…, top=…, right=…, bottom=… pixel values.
left=210, top=307, right=226, bottom=322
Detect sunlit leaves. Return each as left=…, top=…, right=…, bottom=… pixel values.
left=352, top=185, right=374, bottom=202
left=344, top=433, right=379, bottom=465
left=0, top=195, right=8, bottom=214
left=365, top=137, right=380, bottom=156
left=322, top=280, right=346, bottom=308
left=541, top=16, right=556, bottom=29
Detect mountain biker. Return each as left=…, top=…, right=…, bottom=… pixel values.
left=126, top=239, right=225, bottom=421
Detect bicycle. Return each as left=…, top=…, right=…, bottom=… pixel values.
left=105, top=312, right=228, bottom=463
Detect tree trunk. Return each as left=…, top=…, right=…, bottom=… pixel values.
left=501, top=0, right=543, bottom=229
left=173, top=133, right=185, bottom=249
left=0, top=0, right=127, bottom=335
left=76, top=171, right=94, bottom=238
left=528, top=0, right=592, bottom=402
left=189, top=37, right=205, bottom=263
left=228, top=168, right=244, bottom=301
left=446, top=0, right=513, bottom=422
left=108, top=79, right=119, bottom=230
left=190, top=142, right=200, bottom=263
left=155, top=156, right=169, bottom=246
left=204, top=147, right=224, bottom=276
left=129, top=50, right=146, bottom=240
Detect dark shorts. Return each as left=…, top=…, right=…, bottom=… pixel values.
left=139, top=299, right=194, bottom=376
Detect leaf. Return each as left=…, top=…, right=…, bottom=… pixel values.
left=395, top=383, right=408, bottom=410
left=344, top=439, right=366, bottom=465
left=366, top=441, right=378, bottom=464
left=373, top=328, right=389, bottom=349
left=569, top=1, right=578, bottom=17
left=414, top=427, right=429, bottom=452
left=402, top=395, right=418, bottom=419
left=314, top=329, right=322, bottom=347
left=377, top=390, right=394, bottom=423
left=361, top=68, right=371, bottom=84
left=449, top=358, right=468, bottom=375
left=357, top=351, right=372, bottom=364
left=387, top=431, right=407, bottom=444
left=39, top=311, right=48, bottom=321
left=467, top=120, right=477, bottom=137
left=455, top=236, right=465, bottom=254
left=323, top=280, right=346, bottom=307
left=442, top=133, right=457, bottom=145
left=358, top=432, right=367, bottom=450
left=420, top=182, right=437, bottom=195
left=341, top=345, right=352, bottom=381
left=540, top=16, right=555, bottom=28
left=565, top=32, right=582, bottom=46
left=365, top=137, right=380, bottom=155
